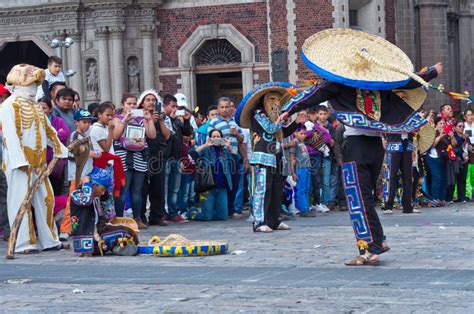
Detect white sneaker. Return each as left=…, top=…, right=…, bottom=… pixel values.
left=310, top=205, right=318, bottom=212
left=59, top=233, right=69, bottom=241
left=316, top=204, right=330, bottom=213
left=123, top=208, right=133, bottom=218
left=320, top=204, right=330, bottom=212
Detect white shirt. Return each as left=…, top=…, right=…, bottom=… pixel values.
left=429, top=147, right=439, bottom=159
left=464, top=122, right=474, bottom=144
left=90, top=122, right=114, bottom=154
left=343, top=126, right=381, bottom=138
left=241, top=128, right=252, bottom=161
left=36, top=69, right=66, bottom=101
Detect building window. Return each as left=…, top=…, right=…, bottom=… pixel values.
left=349, top=10, right=358, bottom=27
left=193, top=39, right=242, bottom=66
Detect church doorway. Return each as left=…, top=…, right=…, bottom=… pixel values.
left=196, top=71, right=243, bottom=112
left=193, top=39, right=244, bottom=112
left=0, top=41, right=48, bottom=84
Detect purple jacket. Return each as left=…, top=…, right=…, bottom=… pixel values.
left=305, top=123, right=331, bottom=155
left=47, top=115, right=70, bottom=178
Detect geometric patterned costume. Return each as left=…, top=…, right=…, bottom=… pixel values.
left=283, top=67, right=439, bottom=255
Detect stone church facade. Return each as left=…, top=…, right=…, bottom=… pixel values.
left=0, top=0, right=471, bottom=110
left=396, top=0, right=474, bottom=110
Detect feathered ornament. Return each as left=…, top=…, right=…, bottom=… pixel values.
left=287, top=87, right=298, bottom=97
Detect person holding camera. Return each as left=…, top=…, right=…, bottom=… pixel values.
left=190, top=129, right=236, bottom=221
left=161, top=94, right=194, bottom=223
left=136, top=90, right=171, bottom=226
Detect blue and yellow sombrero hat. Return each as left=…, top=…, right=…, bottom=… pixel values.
left=236, top=81, right=297, bottom=128
left=302, top=28, right=416, bottom=90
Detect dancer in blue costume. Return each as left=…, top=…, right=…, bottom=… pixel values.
left=280, top=28, right=442, bottom=265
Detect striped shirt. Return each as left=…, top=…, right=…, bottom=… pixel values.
left=113, top=116, right=148, bottom=172
left=208, top=116, right=242, bottom=154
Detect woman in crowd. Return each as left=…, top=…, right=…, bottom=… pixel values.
left=190, top=129, right=235, bottom=221
left=446, top=120, right=470, bottom=203
left=112, top=92, right=156, bottom=229
left=39, top=97, right=70, bottom=195
left=425, top=117, right=450, bottom=204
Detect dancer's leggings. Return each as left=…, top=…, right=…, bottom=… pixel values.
left=342, top=136, right=385, bottom=255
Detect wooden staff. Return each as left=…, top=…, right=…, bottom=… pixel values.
left=6, top=139, right=89, bottom=260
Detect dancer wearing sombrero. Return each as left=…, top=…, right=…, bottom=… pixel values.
left=383, top=89, right=430, bottom=215
left=280, top=29, right=442, bottom=265
left=235, top=82, right=299, bottom=232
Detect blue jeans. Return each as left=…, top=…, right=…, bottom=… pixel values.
left=115, top=170, right=146, bottom=218
left=309, top=154, right=322, bottom=205
left=195, top=187, right=228, bottom=221
left=233, top=161, right=244, bottom=214
left=165, top=160, right=182, bottom=218
left=295, top=168, right=311, bottom=213
left=177, top=173, right=194, bottom=213
left=227, top=156, right=242, bottom=215
left=426, top=156, right=447, bottom=201
left=321, top=158, right=338, bottom=205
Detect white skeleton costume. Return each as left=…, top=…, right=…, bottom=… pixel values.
left=1, top=64, right=67, bottom=253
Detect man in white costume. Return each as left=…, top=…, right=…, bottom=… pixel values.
left=1, top=64, right=68, bottom=253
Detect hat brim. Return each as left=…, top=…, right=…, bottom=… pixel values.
left=392, top=88, right=427, bottom=111
left=75, top=117, right=94, bottom=121
left=236, top=82, right=295, bottom=128
left=302, top=28, right=414, bottom=90
left=417, top=123, right=436, bottom=154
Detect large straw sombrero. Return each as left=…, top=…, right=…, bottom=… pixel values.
left=236, top=81, right=296, bottom=128
left=302, top=29, right=423, bottom=90
left=393, top=88, right=427, bottom=111
left=416, top=123, right=436, bottom=154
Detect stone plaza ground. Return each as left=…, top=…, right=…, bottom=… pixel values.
left=0, top=205, right=473, bottom=312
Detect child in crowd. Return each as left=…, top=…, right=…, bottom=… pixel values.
left=70, top=168, right=138, bottom=256
left=90, top=102, right=116, bottom=155
left=58, top=109, right=97, bottom=241
left=290, top=125, right=315, bottom=217
left=90, top=102, right=123, bottom=219
left=37, top=56, right=66, bottom=101
left=177, top=134, right=197, bottom=215
left=304, top=108, right=333, bottom=213
left=316, top=105, right=337, bottom=210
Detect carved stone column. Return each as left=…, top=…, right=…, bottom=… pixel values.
left=141, top=25, right=155, bottom=90
left=67, top=29, right=84, bottom=101
left=416, top=0, right=449, bottom=109
left=458, top=7, right=474, bottom=95
left=95, top=27, right=111, bottom=102
left=109, top=25, right=125, bottom=106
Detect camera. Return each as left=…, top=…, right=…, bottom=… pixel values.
left=155, top=102, right=162, bottom=113
left=175, top=109, right=186, bottom=117
left=212, top=138, right=225, bottom=146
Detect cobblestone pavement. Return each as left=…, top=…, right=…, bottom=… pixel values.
left=0, top=205, right=473, bottom=312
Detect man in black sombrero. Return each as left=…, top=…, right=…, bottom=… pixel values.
left=280, top=28, right=442, bottom=265
left=235, top=82, right=302, bottom=232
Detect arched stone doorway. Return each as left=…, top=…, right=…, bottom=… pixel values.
left=0, top=41, right=49, bottom=84
left=194, top=39, right=243, bottom=111
left=178, top=24, right=256, bottom=110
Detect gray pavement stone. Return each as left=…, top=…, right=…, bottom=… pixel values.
left=0, top=204, right=473, bottom=312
